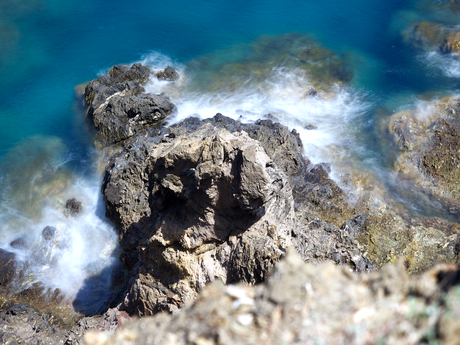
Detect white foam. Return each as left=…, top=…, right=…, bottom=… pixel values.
left=1, top=173, right=119, bottom=301
left=422, top=51, right=460, bottom=78
left=143, top=62, right=371, bottom=165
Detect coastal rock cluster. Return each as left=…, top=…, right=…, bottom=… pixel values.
left=2, top=59, right=460, bottom=344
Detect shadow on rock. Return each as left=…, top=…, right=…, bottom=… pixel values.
left=73, top=260, right=127, bottom=317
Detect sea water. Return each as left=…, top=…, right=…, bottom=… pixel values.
left=0, top=0, right=459, bottom=313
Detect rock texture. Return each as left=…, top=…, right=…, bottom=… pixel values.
left=100, top=114, right=376, bottom=317
left=84, top=63, right=177, bottom=147
left=103, top=119, right=296, bottom=316
left=0, top=303, right=130, bottom=345
left=388, top=96, right=460, bottom=216
left=83, top=249, right=460, bottom=345
left=344, top=95, right=460, bottom=274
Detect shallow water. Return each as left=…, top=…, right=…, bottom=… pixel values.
left=0, top=0, right=459, bottom=312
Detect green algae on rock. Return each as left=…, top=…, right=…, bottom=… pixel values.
left=187, top=33, right=354, bottom=93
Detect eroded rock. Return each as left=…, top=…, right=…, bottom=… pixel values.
left=103, top=121, right=296, bottom=316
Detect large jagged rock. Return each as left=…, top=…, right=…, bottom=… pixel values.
left=84, top=63, right=177, bottom=147
left=103, top=120, right=296, bottom=316
left=83, top=249, right=460, bottom=345
left=102, top=114, right=375, bottom=316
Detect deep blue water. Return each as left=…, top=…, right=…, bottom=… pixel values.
left=0, top=0, right=459, bottom=312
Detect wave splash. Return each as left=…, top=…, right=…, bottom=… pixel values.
left=143, top=46, right=372, bottom=166
left=0, top=137, right=119, bottom=314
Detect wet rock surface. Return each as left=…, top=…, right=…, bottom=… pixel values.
left=155, top=66, right=180, bottom=81
left=388, top=96, right=460, bottom=216
left=346, top=95, right=460, bottom=274
left=84, top=63, right=177, bottom=147
left=65, top=198, right=83, bottom=217
left=83, top=249, right=460, bottom=345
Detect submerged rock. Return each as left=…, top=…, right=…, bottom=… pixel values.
left=84, top=63, right=177, bottom=147
left=403, top=21, right=460, bottom=54
left=83, top=249, right=460, bottom=345
left=189, top=33, right=354, bottom=93
left=441, top=30, right=460, bottom=54
left=65, top=198, right=83, bottom=217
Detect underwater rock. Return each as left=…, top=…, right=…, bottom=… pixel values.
left=403, top=21, right=446, bottom=51
left=440, top=31, right=460, bottom=54
left=189, top=33, right=354, bottom=92
left=84, top=63, right=177, bottom=147
left=42, top=225, right=57, bottom=241
left=83, top=249, right=460, bottom=345
left=65, top=198, right=83, bottom=217
left=155, top=66, right=180, bottom=81
left=403, top=21, right=460, bottom=54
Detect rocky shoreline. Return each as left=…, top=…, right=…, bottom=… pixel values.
left=1, top=59, right=460, bottom=344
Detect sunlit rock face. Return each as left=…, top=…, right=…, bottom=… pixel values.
left=83, top=249, right=460, bottom=345
left=103, top=119, right=296, bottom=316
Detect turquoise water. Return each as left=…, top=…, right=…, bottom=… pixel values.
left=0, top=0, right=459, bottom=312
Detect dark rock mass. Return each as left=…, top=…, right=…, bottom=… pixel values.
left=84, top=63, right=177, bottom=147
left=156, top=66, right=180, bottom=81
left=65, top=198, right=83, bottom=217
